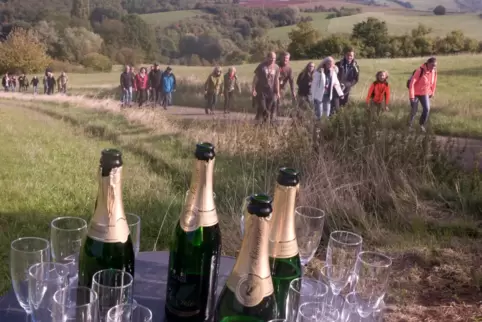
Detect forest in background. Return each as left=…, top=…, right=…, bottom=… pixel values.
left=0, top=0, right=482, bottom=72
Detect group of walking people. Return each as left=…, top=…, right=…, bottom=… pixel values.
left=2, top=69, right=69, bottom=96
left=119, top=64, right=177, bottom=109
left=249, top=49, right=437, bottom=131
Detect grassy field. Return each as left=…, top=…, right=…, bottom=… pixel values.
left=65, top=54, right=482, bottom=138
left=267, top=12, right=482, bottom=41
left=140, top=10, right=204, bottom=28
left=0, top=90, right=481, bottom=320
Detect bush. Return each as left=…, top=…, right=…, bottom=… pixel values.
left=0, top=28, right=51, bottom=74
left=81, top=53, right=113, bottom=72
left=49, top=60, right=86, bottom=73
left=115, top=47, right=144, bottom=66
left=433, top=5, right=446, bottom=15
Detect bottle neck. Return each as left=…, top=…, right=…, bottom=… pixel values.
left=88, top=166, right=129, bottom=243
left=180, top=158, right=218, bottom=232
left=227, top=213, right=274, bottom=307
left=269, top=183, right=299, bottom=258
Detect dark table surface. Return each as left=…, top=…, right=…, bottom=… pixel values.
left=0, top=251, right=236, bottom=322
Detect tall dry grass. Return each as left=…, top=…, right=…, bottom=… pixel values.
left=1, top=91, right=481, bottom=320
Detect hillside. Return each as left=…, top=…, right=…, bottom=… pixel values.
left=267, top=12, right=482, bottom=41
left=140, top=10, right=204, bottom=28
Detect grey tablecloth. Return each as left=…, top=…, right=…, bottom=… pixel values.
left=0, top=251, right=236, bottom=321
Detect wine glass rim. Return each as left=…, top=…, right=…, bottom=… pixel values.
left=295, top=206, right=325, bottom=218
left=51, top=216, right=88, bottom=231
left=298, top=301, right=325, bottom=318
left=357, top=251, right=392, bottom=267
left=125, top=213, right=141, bottom=224
left=330, top=230, right=363, bottom=245
left=92, top=269, right=134, bottom=289
left=108, top=303, right=152, bottom=319
left=289, top=278, right=328, bottom=296
left=28, top=262, right=70, bottom=280
left=11, top=237, right=50, bottom=253
left=53, top=286, right=98, bottom=309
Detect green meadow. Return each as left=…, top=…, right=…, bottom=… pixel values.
left=140, top=10, right=204, bottom=28
left=267, top=12, right=482, bottom=42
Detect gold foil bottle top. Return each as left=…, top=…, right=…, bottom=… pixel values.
left=269, top=167, right=300, bottom=259
left=88, top=149, right=130, bottom=243
left=227, top=194, right=274, bottom=307
left=180, top=142, right=218, bottom=232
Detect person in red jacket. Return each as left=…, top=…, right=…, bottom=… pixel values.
left=408, top=57, right=437, bottom=132
left=366, top=70, right=390, bottom=117
left=134, top=67, right=149, bottom=107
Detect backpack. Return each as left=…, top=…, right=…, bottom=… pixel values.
left=406, top=67, right=423, bottom=89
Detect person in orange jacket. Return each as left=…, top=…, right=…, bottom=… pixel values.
left=366, top=70, right=390, bottom=116
left=408, top=57, right=437, bottom=132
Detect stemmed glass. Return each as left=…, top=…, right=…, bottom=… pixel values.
left=107, top=303, right=153, bottom=322
left=319, top=264, right=353, bottom=310
left=28, top=262, right=70, bottom=322
left=353, top=251, right=392, bottom=318
left=125, top=213, right=141, bottom=255
left=10, top=237, right=50, bottom=315
left=92, top=269, right=134, bottom=322
left=52, top=286, right=99, bottom=321
left=287, top=278, right=329, bottom=322
left=50, top=217, right=87, bottom=285
left=295, top=206, right=326, bottom=270
left=326, top=231, right=363, bottom=292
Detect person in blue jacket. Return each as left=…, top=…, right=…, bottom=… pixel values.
left=160, top=66, right=176, bottom=110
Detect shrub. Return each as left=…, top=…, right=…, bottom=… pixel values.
left=81, top=53, right=113, bottom=72
left=433, top=5, right=446, bottom=15
left=49, top=60, right=86, bottom=73
left=0, top=28, right=51, bottom=74
left=115, top=47, right=144, bottom=66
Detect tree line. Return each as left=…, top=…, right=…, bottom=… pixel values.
left=1, top=0, right=482, bottom=74
left=287, top=18, right=482, bottom=60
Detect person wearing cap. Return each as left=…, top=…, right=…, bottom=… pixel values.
left=204, top=66, right=223, bottom=115
left=160, top=66, right=176, bottom=110
left=148, top=63, right=162, bottom=106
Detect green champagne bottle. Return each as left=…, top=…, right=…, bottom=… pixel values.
left=215, top=194, right=278, bottom=322
left=269, top=167, right=302, bottom=319
left=78, top=148, right=135, bottom=289
left=165, top=142, right=222, bottom=322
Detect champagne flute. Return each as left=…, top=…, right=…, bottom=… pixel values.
left=287, top=278, right=328, bottom=322
left=107, top=303, right=152, bottom=322
left=295, top=206, right=325, bottom=269
left=125, top=213, right=141, bottom=255
left=326, top=231, right=363, bottom=291
left=92, top=269, right=134, bottom=322
left=50, top=217, right=87, bottom=284
left=28, top=262, right=69, bottom=322
left=10, top=237, right=50, bottom=315
left=354, top=251, right=392, bottom=318
left=296, top=302, right=324, bottom=322
left=52, top=286, right=99, bottom=321
left=319, top=264, right=352, bottom=311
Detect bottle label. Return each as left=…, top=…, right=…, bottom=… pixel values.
left=180, top=159, right=218, bottom=232
left=88, top=167, right=130, bottom=243
left=226, top=215, right=273, bottom=307
left=227, top=273, right=274, bottom=308
left=165, top=268, right=202, bottom=317
left=269, top=184, right=299, bottom=258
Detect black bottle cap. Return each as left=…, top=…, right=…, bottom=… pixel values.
left=247, top=193, right=273, bottom=217
left=277, top=167, right=300, bottom=187
left=100, top=149, right=123, bottom=176
left=195, top=142, right=215, bottom=161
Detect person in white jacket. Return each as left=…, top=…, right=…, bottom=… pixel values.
left=311, top=56, right=344, bottom=120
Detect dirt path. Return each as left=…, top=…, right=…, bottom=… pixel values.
left=1, top=92, right=482, bottom=171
